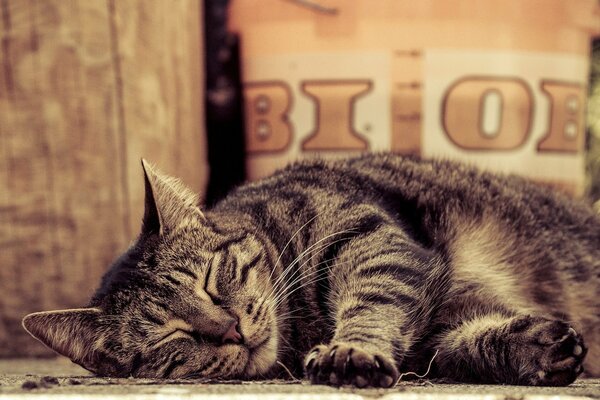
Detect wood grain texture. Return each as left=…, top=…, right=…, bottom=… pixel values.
left=111, top=0, right=207, bottom=232
left=0, top=0, right=206, bottom=357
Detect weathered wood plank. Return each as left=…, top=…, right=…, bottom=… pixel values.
left=0, top=0, right=207, bottom=357
left=0, top=0, right=127, bottom=357
left=0, top=0, right=57, bottom=356
left=112, top=0, right=207, bottom=232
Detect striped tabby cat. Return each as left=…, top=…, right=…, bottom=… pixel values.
left=23, top=154, right=599, bottom=387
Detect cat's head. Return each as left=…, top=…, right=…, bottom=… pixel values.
left=22, top=161, right=280, bottom=379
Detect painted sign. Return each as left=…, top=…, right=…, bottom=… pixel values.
left=242, top=50, right=587, bottom=192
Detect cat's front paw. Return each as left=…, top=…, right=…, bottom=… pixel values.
left=508, top=316, right=587, bottom=386
left=304, top=342, right=398, bottom=388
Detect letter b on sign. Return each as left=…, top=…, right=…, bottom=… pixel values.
left=244, top=82, right=293, bottom=154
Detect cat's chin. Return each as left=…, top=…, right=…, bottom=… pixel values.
left=244, top=330, right=278, bottom=377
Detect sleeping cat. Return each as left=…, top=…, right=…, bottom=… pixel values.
left=23, top=154, right=599, bottom=387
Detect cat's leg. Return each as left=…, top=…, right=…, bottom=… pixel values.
left=433, top=314, right=587, bottom=386
left=304, top=223, right=449, bottom=387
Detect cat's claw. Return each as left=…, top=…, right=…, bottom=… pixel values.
left=508, top=316, right=587, bottom=386
left=304, top=343, right=398, bottom=388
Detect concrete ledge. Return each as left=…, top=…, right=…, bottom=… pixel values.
left=0, top=359, right=598, bottom=400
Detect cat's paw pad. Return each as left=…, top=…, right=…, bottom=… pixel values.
left=509, top=316, right=587, bottom=386
left=304, top=343, right=398, bottom=388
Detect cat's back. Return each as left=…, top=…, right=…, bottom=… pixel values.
left=230, top=153, right=599, bottom=240
left=269, top=153, right=598, bottom=236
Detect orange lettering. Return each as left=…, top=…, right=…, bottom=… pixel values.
left=301, top=80, right=371, bottom=151
left=243, top=82, right=293, bottom=154
left=537, top=81, right=585, bottom=153
left=442, top=77, right=533, bottom=150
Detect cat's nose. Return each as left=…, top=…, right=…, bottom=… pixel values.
left=222, top=319, right=243, bottom=344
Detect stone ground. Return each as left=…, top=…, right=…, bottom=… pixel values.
left=0, top=358, right=598, bottom=400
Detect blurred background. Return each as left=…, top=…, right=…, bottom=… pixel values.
left=0, top=0, right=598, bottom=358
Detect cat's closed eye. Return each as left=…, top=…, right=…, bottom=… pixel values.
left=198, top=256, right=221, bottom=304
left=159, top=329, right=190, bottom=343
left=153, top=320, right=196, bottom=348
left=239, top=253, right=262, bottom=286
left=210, top=295, right=224, bottom=306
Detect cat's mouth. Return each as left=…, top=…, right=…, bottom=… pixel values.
left=243, top=325, right=278, bottom=377
left=248, top=335, right=269, bottom=352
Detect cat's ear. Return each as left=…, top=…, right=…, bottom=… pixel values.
left=22, top=308, right=104, bottom=366
left=141, top=159, right=204, bottom=235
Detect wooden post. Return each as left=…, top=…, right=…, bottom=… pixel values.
left=0, top=0, right=206, bottom=357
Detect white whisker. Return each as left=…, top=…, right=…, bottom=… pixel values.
left=272, top=257, right=356, bottom=310
left=269, top=230, right=345, bottom=294
left=268, top=229, right=356, bottom=303
left=269, top=240, right=334, bottom=306
left=267, top=212, right=323, bottom=284
left=269, top=234, right=355, bottom=308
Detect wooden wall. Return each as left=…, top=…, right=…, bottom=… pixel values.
left=0, top=0, right=206, bottom=357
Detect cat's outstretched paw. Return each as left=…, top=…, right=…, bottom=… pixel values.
left=304, top=343, right=399, bottom=388
left=508, top=316, right=587, bottom=386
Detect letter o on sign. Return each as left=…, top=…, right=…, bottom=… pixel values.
left=442, top=77, right=533, bottom=150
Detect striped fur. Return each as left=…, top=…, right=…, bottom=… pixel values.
left=22, top=154, right=599, bottom=386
